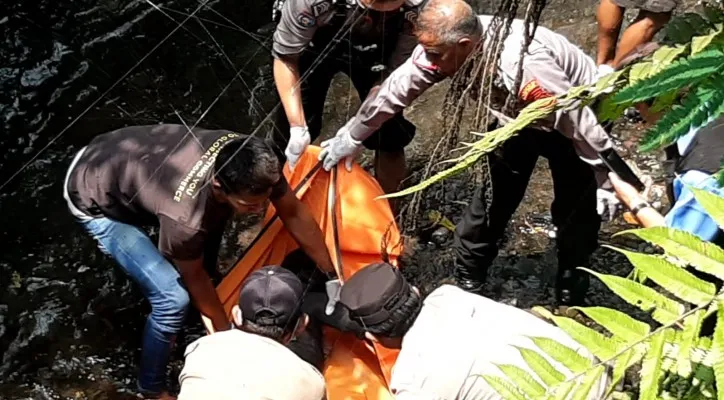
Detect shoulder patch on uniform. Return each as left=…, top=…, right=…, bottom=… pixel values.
left=412, top=48, right=441, bottom=73
left=404, top=10, right=418, bottom=24
left=310, top=0, right=332, bottom=17
left=519, top=79, right=554, bottom=103
left=296, top=11, right=316, bottom=28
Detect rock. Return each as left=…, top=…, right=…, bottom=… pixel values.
left=430, top=227, right=452, bottom=246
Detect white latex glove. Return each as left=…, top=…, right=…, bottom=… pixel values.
left=597, top=188, right=621, bottom=222
left=319, top=127, right=363, bottom=172
left=285, top=126, right=311, bottom=170
left=325, top=279, right=342, bottom=316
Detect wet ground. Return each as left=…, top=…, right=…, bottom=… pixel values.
left=0, top=0, right=701, bottom=398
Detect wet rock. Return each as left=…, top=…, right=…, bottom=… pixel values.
left=430, top=227, right=452, bottom=247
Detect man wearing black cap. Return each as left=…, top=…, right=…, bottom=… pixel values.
left=317, top=263, right=608, bottom=399
left=178, top=266, right=326, bottom=400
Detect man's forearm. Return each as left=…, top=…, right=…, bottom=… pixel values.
left=178, top=264, right=229, bottom=331
left=273, top=57, right=306, bottom=127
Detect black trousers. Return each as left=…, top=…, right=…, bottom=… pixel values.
left=453, top=128, right=601, bottom=280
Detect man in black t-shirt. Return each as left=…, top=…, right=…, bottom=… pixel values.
left=63, top=124, right=335, bottom=399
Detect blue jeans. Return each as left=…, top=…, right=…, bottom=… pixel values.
left=80, top=217, right=190, bottom=394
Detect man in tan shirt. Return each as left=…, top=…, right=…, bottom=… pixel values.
left=319, top=263, right=609, bottom=399
left=178, top=266, right=326, bottom=400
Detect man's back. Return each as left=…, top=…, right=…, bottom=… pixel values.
left=390, top=285, right=608, bottom=399
left=178, top=329, right=326, bottom=400
left=67, top=124, right=246, bottom=260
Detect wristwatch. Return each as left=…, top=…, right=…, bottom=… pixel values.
left=630, top=200, right=651, bottom=215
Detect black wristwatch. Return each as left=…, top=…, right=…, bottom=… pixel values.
left=630, top=200, right=651, bottom=215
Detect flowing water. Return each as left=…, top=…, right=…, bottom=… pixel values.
left=0, top=1, right=279, bottom=397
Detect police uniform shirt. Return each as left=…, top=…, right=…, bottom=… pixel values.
left=389, top=285, right=609, bottom=400
left=342, top=15, right=615, bottom=187
left=272, top=0, right=426, bottom=69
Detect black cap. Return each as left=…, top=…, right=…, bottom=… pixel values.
left=239, top=266, right=304, bottom=326
left=339, top=263, right=412, bottom=327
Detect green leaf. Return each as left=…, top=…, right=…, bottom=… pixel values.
left=516, top=346, right=566, bottom=387
left=677, top=309, right=706, bottom=377
left=639, top=76, right=724, bottom=152
left=614, top=49, right=724, bottom=105
left=640, top=328, right=671, bottom=400
left=551, top=380, right=577, bottom=400
left=692, top=24, right=724, bottom=55
left=571, top=365, right=606, bottom=400
left=607, top=346, right=645, bottom=397
left=596, top=93, right=630, bottom=122
left=691, top=187, right=724, bottom=229
left=616, top=227, right=724, bottom=281
left=712, top=300, right=724, bottom=400
left=497, top=364, right=547, bottom=398
left=582, top=268, right=685, bottom=324
left=482, top=375, right=528, bottom=400
left=572, top=306, right=650, bottom=343
left=607, top=247, right=717, bottom=306
left=530, top=307, right=621, bottom=360
left=665, top=13, right=715, bottom=44
left=592, top=70, right=626, bottom=97
left=530, top=336, right=594, bottom=373
left=649, top=89, right=680, bottom=113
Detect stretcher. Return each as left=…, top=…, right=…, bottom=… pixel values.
left=202, top=146, right=403, bottom=399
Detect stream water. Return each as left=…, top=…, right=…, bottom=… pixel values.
left=0, top=1, right=279, bottom=397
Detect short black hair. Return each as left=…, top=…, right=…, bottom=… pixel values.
left=241, top=316, right=300, bottom=342
left=364, top=286, right=422, bottom=337
left=214, top=136, right=281, bottom=196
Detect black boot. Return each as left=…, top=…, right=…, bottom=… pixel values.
left=453, top=262, right=486, bottom=295
left=555, top=268, right=589, bottom=306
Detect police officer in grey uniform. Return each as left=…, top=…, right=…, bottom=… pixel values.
left=319, top=0, right=621, bottom=305
left=271, top=0, right=425, bottom=194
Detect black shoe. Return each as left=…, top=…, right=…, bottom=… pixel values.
left=555, top=269, right=589, bottom=306
left=453, top=262, right=486, bottom=295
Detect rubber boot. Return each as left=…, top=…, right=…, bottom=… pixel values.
left=555, top=268, right=590, bottom=306
left=453, top=262, right=486, bottom=295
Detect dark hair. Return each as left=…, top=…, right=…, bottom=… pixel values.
left=364, top=287, right=422, bottom=338
left=214, top=136, right=281, bottom=196
left=241, top=312, right=302, bottom=342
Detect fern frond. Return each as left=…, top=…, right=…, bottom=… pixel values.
left=572, top=306, right=650, bottom=343
left=613, top=49, right=724, bottom=105
left=581, top=268, right=685, bottom=324
left=482, top=375, right=528, bottom=400
left=607, top=347, right=645, bottom=397
left=516, top=346, right=567, bottom=387
left=379, top=96, right=557, bottom=200
left=551, top=380, right=576, bottom=400
left=530, top=307, right=622, bottom=360
left=676, top=309, right=706, bottom=377
left=496, top=364, right=548, bottom=398
left=605, top=247, right=717, bottom=306
left=529, top=336, right=594, bottom=374
left=571, top=366, right=606, bottom=400
left=639, top=75, right=724, bottom=152
left=690, top=187, right=724, bottom=229
left=639, top=328, right=673, bottom=400
left=691, top=24, right=724, bottom=55
left=709, top=300, right=724, bottom=400
left=616, top=227, right=724, bottom=281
